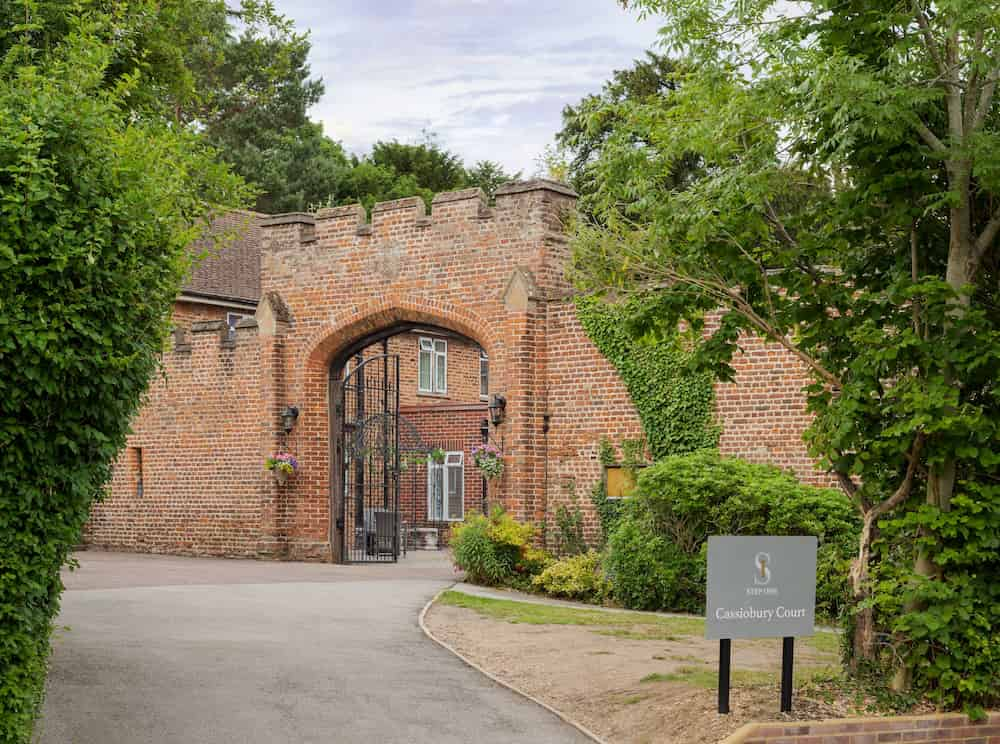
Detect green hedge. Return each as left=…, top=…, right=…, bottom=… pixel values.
left=604, top=451, right=859, bottom=619
left=0, top=24, right=245, bottom=743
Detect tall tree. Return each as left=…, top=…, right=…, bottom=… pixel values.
left=369, top=133, right=469, bottom=194
left=556, top=50, right=699, bottom=202
left=0, top=0, right=337, bottom=213
left=0, top=5, right=249, bottom=741
left=465, top=159, right=521, bottom=202
left=572, top=0, right=1000, bottom=707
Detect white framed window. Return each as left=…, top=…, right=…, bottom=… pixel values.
left=428, top=451, right=464, bottom=521
left=479, top=347, right=489, bottom=400
left=418, top=337, right=447, bottom=394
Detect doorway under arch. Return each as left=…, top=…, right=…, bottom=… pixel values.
left=328, top=322, right=495, bottom=563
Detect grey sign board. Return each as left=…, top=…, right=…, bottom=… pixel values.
left=705, top=536, right=817, bottom=640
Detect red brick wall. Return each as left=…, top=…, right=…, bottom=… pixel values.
left=397, top=405, right=489, bottom=529
left=261, top=182, right=576, bottom=559
left=350, top=331, right=486, bottom=408
left=725, top=711, right=1000, bottom=743
left=715, top=332, right=835, bottom=487
left=542, top=299, right=645, bottom=545
left=86, top=312, right=265, bottom=555
left=87, top=179, right=837, bottom=560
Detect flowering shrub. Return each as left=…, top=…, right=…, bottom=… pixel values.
left=471, top=443, right=504, bottom=481
left=265, top=453, right=299, bottom=474
left=450, top=506, right=538, bottom=585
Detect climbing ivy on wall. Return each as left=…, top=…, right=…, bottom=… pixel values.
left=575, top=297, right=719, bottom=459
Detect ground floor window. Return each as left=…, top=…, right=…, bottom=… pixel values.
left=428, top=451, right=464, bottom=521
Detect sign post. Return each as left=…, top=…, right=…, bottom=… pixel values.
left=705, top=536, right=817, bottom=715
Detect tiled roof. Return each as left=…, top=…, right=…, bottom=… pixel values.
left=183, top=210, right=262, bottom=304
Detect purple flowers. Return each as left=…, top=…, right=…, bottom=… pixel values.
left=265, top=452, right=299, bottom=474
left=472, top=443, right=504, bottom=481
left=471, top=443, right=501, bottom=458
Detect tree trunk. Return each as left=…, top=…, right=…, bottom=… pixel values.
left=891, top=460, right=953, bottom=690
left=850, top=512, right=879, bottom=667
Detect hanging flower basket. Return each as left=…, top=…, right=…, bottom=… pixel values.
left=471, top=443, right=504, bottom=481
left=265, top=453, right=298, bottom=485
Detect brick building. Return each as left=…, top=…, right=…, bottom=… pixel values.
left=85, top=181, right=830, bottom=561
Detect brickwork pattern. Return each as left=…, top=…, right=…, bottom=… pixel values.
left=352, top=331, right=486, bottom=408
left=543, top=299, right=645, bottom=545
left=260, top=183, right=576, bottom=558
left=712, top=319, right=837, bottom=488
left=86, top=318, right=265, bottom=555
left=88, top=179, right=839, bottom=560
left=725, top=711, right=1000, bottom=744
left=397, top=405, right=489, bottom=529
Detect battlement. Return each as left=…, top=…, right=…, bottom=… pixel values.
left=259, top=179, right=576, bottom=250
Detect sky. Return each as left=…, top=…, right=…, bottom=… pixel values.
left=273, top=0, right=664, bottom=175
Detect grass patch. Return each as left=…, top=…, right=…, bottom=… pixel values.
left=621, top=694, right=647, bottom=705
left=641, top=665, right=841, bottom=690
left=595, top=628, right=679, bottom=641
left=437, top=591, right=705, bottom=635
left=802, top=632, right=840, bottom=656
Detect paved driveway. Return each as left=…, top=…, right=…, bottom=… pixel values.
left=38, top=550, right=590, bottom=744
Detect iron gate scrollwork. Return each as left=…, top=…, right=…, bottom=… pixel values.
left=335, top=353, right=401, bottom=563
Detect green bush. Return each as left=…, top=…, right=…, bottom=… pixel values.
left=604, top=451, right=858, bottom=618
left=604, top=518, right=704, bottom=612
left=0, top=21, right=246, bottom=743
left=871, top=491, right=1000, bottom=711
left=532, top=551, right=611, bottom=603
left=450, top=506, right=541, bottom=586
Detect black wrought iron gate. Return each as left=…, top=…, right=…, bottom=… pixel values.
left=333, top=352, right=401, bottom=563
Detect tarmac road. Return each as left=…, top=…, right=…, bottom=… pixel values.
left=38, top=550, right=591, bottom=744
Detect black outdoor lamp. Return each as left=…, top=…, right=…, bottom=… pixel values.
left=281, top=405, right=299, bottom=434
left=488, top=394, right=507, bottom=426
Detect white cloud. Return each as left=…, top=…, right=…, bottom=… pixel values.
left=274, top=0, right=662, bottom=174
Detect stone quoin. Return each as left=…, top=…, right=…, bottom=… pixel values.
left=85, top=181, right=832, bottom=561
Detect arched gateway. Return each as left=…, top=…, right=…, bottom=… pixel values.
left=85, top=181, right=829, bottom=562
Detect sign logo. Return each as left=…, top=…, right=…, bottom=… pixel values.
left=753, top=552, right=772, bottom=585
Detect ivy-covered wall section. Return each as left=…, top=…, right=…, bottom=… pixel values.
left=575, top=297, right=719, bottom=458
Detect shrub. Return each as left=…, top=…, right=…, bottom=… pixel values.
left=0, top=21, right=247, bottom=743
left=604, top=518, right=703, bottom=612
left=553, top=484, right=587, bottom=556
left=533, top=551, right=611, bottom=603
left=450, top=506, right=538, bottom=586
left=605, top=451, right=858, bottom=618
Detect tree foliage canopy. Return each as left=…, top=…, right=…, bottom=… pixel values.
left=573, top=0, right=1000, bottom=709
left=556, top=50, right=700, bottom=203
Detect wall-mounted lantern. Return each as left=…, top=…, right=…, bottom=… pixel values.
left=488, top=394, right=507, bottom=426
left=281, top=405, right=300, bottom=433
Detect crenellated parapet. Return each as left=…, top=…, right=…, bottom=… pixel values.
left=259, top=179, right=576, bottom=253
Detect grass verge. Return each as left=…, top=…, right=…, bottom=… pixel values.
left=438, top=590, right=705, bottom=635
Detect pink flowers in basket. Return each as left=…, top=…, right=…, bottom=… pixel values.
left=265, top=453, right=298, bottom=484
left=471, top=443, right=504, bottom=481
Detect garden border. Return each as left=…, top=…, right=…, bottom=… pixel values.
left=418, top=586, right=609, bottom=744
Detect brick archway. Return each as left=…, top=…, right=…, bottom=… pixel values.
left=289, top=300, right=504, bottom=562
left=300, top=295, right=504, bottom=387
